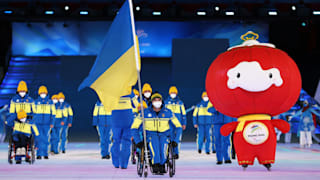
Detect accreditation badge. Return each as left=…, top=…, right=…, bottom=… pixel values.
left=243, top=122, right=269, bottom=145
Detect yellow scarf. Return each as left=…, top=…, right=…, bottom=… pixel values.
left=236, top=114, right=271, bottom=132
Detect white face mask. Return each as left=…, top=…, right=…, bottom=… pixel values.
left=40, top=94, right=47, bottom=98
left=59, top=99, right=64, bottom=103
left=144, top=92, right=151, bottom=98
left=53, top=99, right=58, bottom=104
left=203, top=97, right=209, bottom=102
left=20, top=118, right=26, bottom=123
left=170, top=94, right=177, bottom=99
left=19, top=92, right=26, bottom=98
left=152, top=101, right=162, bottom=108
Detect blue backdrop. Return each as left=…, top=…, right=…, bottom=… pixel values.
left=12, top=21, right=269, bottom=57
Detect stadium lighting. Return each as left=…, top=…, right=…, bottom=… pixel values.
left=136, top=6, right=140, bottom=11
left=80, top=11, right=89, bottom=15
left=313, top=11, right=320, bottom=15
left=65, top=5, right=70, bottom=11
left=45, top=10, right=54, bottom=15
left=4, top=10, right=13, bottom=14
left=225, top=11, right=234, bottom=16
left=215, top=6, right=220, bottom=11
left=268, top=11, right=277, bottom=16
left=152, top=11, right=161, bottom=16
left=291, top=5, right=296, bottom=11
left=197, top=11, right=206, bottom=16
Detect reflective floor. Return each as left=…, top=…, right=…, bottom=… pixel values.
left=1, top=142, right=320, bottom=180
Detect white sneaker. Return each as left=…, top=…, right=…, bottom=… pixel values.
left=20, top=147, right=26, bottom=155
left=16, top=148, right=21, bottom=155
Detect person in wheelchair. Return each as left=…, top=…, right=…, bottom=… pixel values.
left=131, top=93, right=182, bottom=174
left=11, top=110, right=39, bottom=164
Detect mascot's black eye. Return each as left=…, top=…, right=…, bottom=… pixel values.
left=237, top=73, right=240, bottom=78
left=269, top=73, right=273, bottom=78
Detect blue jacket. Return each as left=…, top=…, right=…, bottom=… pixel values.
left=62, top=102, right=73, bottom=125
left=131, top=106, right=182, bottom=143
left=54, top=102, right=68, bottom=127
left=111, top=92, right=138, bottom=128
left=93, top=101, right=111, bottom=126
left=33, top=96, right=56, bottom=126
left=7, top=94, right=36, bottom=126
left=164, top=97, right=187, bottom=126
left=193, top=101, right=213, bottom=125
left=208, top=106, right=235, bottom=125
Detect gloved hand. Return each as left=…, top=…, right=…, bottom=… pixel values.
left=93, top=126, right=97, bottom=130
left=137, top=141, right=144, bottom=149
left=171, top=141, right=178, bottom=148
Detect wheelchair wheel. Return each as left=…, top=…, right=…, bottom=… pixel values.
left=30, top=136, right=35, bottom=164
left=168, top=143, right=175, bottom=178
left=131, top=141, right=137, bottom=165
left=137, top=148, right=144, bottom=177
left=8, top=136, right=13, bottom=164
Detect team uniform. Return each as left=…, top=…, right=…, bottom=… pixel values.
left=60, top=101, right=73, bottom=153
left=193, top=100, right=213, bottom=153
left=34, top=95, right=56, bottom=158
left=111, top=92, right=138, bottom=169
left=93, top=101, right=112, bottom=158
left=164, top=96, right=186, bottom=157
left=131, top=106, right=182, bottom=167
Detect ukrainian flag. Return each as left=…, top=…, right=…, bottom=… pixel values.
left=78, top=0, right=140, bottom=111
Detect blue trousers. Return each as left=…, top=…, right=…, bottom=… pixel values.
left=197, top=124, right=211, bottom=153
left=97, top=125, right=112, bottom=157
left=147, top=132, right=169, bottom=165
left=50, top=126, right=61, bottom=153
left=170, top=125, right=182, bottom=155
left=36, top=125, right=50, bottom=156
left=111, top=127, right=131, bottom=168
left=60, top=125, right=69, bottom=152
left=213, top=124, right=230, bottom=162
left=211, top=126, right=216, bottom=152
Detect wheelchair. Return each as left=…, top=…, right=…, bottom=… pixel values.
left=136, top=141, right=176, bottom=178
left=8, top=134, right=36, bottom=164
left=131, top=140, right=137, bottom=164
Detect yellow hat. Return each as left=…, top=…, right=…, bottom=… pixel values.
left=151, top=93, right=162, bottom=101
left=202, top=92, right=207, bottom=98
left=51, top=94, right=58, bottom=100
left=169, top=86, right=178, bottom=94
left=17, top=109, right=27, bottom=120
left=38, top=85, right=48, bottom=95
left=133, top=89, right=139, bottom=96
left=142, top=83, right=152, bottom=93
left=58, top=92, right=65, bottom=99
left=17, top=80, right=28, bottom=92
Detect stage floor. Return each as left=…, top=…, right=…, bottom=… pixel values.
left=0, top=142, right=320, bottom=180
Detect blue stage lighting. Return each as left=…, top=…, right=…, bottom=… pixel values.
left=80, top=11, right=89, bottom=15
left=45, top=10, right=54, bottom=15
left=4, top=10, right=13, bottom=14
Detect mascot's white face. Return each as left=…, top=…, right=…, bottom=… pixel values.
left=227, top=61, right=283, bottom=92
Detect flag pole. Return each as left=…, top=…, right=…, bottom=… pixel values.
left=128, top=0, right=149, bottom=170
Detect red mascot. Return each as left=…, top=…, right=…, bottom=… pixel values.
left=205, top=31, right=301, bottom=170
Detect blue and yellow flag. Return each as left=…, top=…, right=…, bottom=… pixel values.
left=78, top=0, right=140, bottom=111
